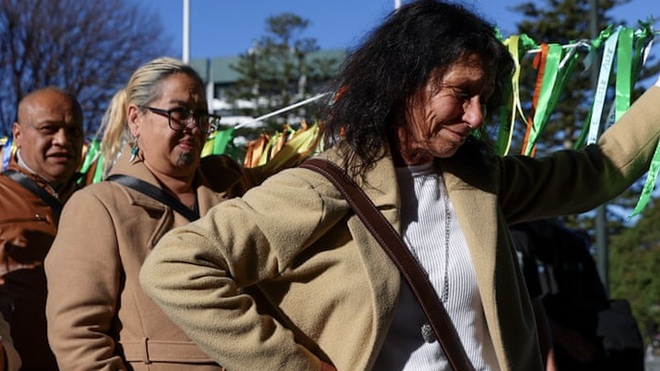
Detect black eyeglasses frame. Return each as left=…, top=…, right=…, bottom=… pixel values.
left=140, top=105, right=222, bottom=134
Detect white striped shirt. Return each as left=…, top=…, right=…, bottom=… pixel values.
left=372, top=162, right=499, bottom=371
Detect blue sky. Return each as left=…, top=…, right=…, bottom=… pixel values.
left=138, top=0, right=658, bottom=60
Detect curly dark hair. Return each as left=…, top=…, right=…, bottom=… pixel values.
left=320, top=0, right=514, bottom=178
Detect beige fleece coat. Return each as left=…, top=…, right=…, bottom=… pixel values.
left=46, top=150, right=266, bottom=371
left=140, top=87, right=660, bottom=371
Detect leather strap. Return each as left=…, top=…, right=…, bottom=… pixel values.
left=300, top=158, right=475, bottom=371
left=2, top=170, right=63, bottom=216
left=106, top=174, right=199, bottom=222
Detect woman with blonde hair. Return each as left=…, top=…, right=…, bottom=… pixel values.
left=44, top=56, right=271, bottom=370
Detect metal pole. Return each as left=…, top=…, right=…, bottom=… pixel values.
left=589, top=0, right=608, bottom=294
left=182, top=0, right=190, bottom=63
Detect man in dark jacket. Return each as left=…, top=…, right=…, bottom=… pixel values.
left=512, top=219, right=644, bottom=371
left=0, top=87, right=84, bottom=371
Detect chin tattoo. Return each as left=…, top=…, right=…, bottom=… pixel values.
left=176, top=154, right=194, bottom=167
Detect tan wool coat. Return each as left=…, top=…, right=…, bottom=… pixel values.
left=45, top=150, right=265, bottom=371
left=140, top=86, right=660, bottom=371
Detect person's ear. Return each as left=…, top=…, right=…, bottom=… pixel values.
left=127, top=104, right=141, bottom=138
left=12, top=122, right=22, bottom=149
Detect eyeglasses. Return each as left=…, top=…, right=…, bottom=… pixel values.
left=140, top=106, right=222, bottom=134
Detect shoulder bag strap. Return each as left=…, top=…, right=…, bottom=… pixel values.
left=106, top=174, right=199, bottom=222
left=299, top=158, right=475, bottom=371
left=3, top=170, right=63, bottom=216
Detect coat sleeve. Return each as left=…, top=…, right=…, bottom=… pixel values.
left=45, top=189, right=127, bottom=370
left=497, top=86, right=660, bottom=222
left=139, top=169, right=346, bottom=371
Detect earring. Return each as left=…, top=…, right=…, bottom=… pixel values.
left=129, top=142, right=139, bottom=162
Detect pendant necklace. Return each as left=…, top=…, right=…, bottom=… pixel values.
left=440, top=188, right=450, bottom=303
left=421, top=178, right=451, bottom=343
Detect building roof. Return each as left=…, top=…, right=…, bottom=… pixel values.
left=190, top=48, right=347, bottom=85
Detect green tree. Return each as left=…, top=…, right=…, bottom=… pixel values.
left=609, top=196, right=660, bottom=341
left=227, top=13, right=343, bottom=140
left=0, top=0, right=171, bottom=136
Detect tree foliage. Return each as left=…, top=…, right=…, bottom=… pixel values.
left=609, top=197, right=660, bottom=340
left=0, top=0, right=172, bottom=137
left=227, top=13, right=342, bottom=139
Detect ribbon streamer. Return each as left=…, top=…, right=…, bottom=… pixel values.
left=586, top=26, right=620, bottom=145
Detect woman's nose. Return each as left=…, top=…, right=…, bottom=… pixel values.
left=463, top=96, right=485, bottom=129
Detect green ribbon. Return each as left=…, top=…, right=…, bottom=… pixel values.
left=496, top=33, right=538, bottom=155
left=630, top=142, right=660, bottom=218
left=77, top=139, right=101, bottom=184
left=212, top=127, right=236, bottom=155
left=524, top=43, right=563, bottom=156
left=80, top=139, right=101, bottom=175
left=632, top=19, right=655, bottom=80
left=201, top=127, right=236, bottom=156
left=497, top=35, right=524, bottom=155
left=585, top=26, right=620, bottom=145
left=614, top=27, right=634, bottom=122
left=574, top=27, right=612, bottom=149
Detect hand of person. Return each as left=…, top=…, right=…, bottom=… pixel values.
left=320, top=361, right=337, bottom=371
left=545, top=347, right=558, bottom=371
left=552, top=325, right=601, bottom=363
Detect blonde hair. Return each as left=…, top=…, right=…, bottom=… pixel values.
left=97, top=57, right=205, bottom=174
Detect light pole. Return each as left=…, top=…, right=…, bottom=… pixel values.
left=589, top=0, right=608, bottom=294
left=182, top=0, right=190, bottom=64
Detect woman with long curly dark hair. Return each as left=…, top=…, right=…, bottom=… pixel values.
left=139, top=1, right=660, bottom=370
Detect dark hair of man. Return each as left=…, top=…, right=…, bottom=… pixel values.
left=320, top=0, right=515, bottom=178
